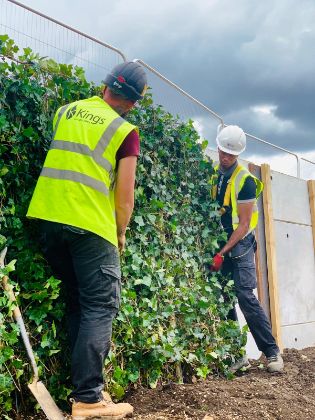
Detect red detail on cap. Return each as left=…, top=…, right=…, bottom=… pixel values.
left=117, top=75, right=126, bottom=83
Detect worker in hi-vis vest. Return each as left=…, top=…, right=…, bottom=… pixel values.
left=209, top=125, right=284, bottom=374
left=27, top=62, right=147, bottom=419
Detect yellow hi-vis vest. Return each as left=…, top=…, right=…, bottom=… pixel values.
left=27, top=96, right=137, bottom=247
left=210, top=164, right=263, bottom=234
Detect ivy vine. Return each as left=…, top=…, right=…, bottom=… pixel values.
left=0, top=36, right=246, bottom=417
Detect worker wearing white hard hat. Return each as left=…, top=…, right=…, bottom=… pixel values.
left=216, top=124, right=246, bottom=155
left=209, top=124, right=284, bottom=373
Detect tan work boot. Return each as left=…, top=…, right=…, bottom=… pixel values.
left=72, top=397, right=133, bottom=420
left=267, top=352, right=284, bottom=373
left=102, top=391, right=112, bottom=402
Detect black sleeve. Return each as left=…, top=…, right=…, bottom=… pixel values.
left=237, top=176, right=256, bottom=201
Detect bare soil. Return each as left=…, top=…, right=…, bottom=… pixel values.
left=125, top=347, right=315, bottom=420
left=19, top=347, right=315, bottom=419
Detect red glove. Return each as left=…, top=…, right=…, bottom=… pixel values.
left=210, top=253, right=224, bottom=272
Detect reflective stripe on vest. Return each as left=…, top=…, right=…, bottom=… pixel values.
left=48, top=115, right=125, bottom=176
left=211, top=164, right=263, bottom=234
left=52, top=104, right=69, bottom=138
left=40, top=167, right=110, bottom=196
left=27, top=96, right=137, bottom=246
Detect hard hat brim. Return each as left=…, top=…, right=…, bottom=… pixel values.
left=216, top=137, right=245, bottom=155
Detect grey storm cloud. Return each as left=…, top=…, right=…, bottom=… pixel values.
left=6, top=0, right=315, bottom=155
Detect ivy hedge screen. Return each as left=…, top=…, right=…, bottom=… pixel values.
left=0, top=36, right=245, bottom=417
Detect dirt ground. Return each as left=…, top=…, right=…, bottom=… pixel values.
left=125, top=347, right=315, bottom=420
left=19, top=347, right=315, bottom=419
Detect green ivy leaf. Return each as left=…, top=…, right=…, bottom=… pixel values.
left=134, top=216, right=145, bottom=226
left=4, top=260, right=17, bottom=274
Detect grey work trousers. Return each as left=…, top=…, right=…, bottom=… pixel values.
left=39, top=221, right=121, bottom=403
left=222, top=233, right=279, bottom=358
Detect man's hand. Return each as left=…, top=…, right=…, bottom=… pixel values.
left=117, top=233, right=126, bottom=254
left=210, top=253, right=224, bottom=272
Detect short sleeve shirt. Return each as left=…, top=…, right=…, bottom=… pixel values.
left=116, top=129, right=140, bottom=161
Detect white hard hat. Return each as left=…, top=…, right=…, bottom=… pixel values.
left=216, top=125, right=246, bottom=155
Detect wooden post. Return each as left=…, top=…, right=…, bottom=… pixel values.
left=307, top=180, right=315, bottom=256
left=254, top=226, right=264, bottom=303
left=260, top=164, right=283, bottom=351
left=248, top=163, right=264, bottom=304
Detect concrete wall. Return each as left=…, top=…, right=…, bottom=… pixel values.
left=270, top=171, right=315, bottom=349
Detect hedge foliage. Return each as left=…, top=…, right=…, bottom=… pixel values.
left=0, top=36, right=246, bottom=417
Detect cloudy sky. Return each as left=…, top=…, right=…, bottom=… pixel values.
left=2, top=0, right=315, bottom=176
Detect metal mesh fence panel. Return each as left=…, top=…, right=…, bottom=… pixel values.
left=135, top=60, right=224, bottom=151
left=136, top=60, right=315, bottom=178
left=0, top=0, right=125, bottom=83
left=0, top=1, right=314, bottom=178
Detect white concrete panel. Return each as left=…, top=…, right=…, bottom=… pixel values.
left=281, top=322, right=315, bottom=350
left=274, top=221, right=315, bottom=325
left=271, top=171, right=311, bottom=225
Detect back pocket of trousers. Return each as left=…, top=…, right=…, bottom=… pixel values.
left=100, top=264, right=121, bottom=309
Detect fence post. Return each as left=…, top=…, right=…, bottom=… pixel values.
left=260, top=164, right=283, bottom=351
left=307, top=180, right=315, bottom=256
left=248, top=163, right=264, bottom=304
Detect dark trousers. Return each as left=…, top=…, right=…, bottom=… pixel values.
left=222, top=233, right=279, bottom=358
left=39, top=221, right=121, bottom=403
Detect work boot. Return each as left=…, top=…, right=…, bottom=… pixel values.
left=71, top=396, right=133, bottom=420
left=102, top=391, right=112, bottom=402
left=267, top=352, right=284, bottom=373
left=229, top=355, right=250, bottom=373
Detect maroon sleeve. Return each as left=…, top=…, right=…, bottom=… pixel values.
left=116, top=130, right=140, bottom=161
